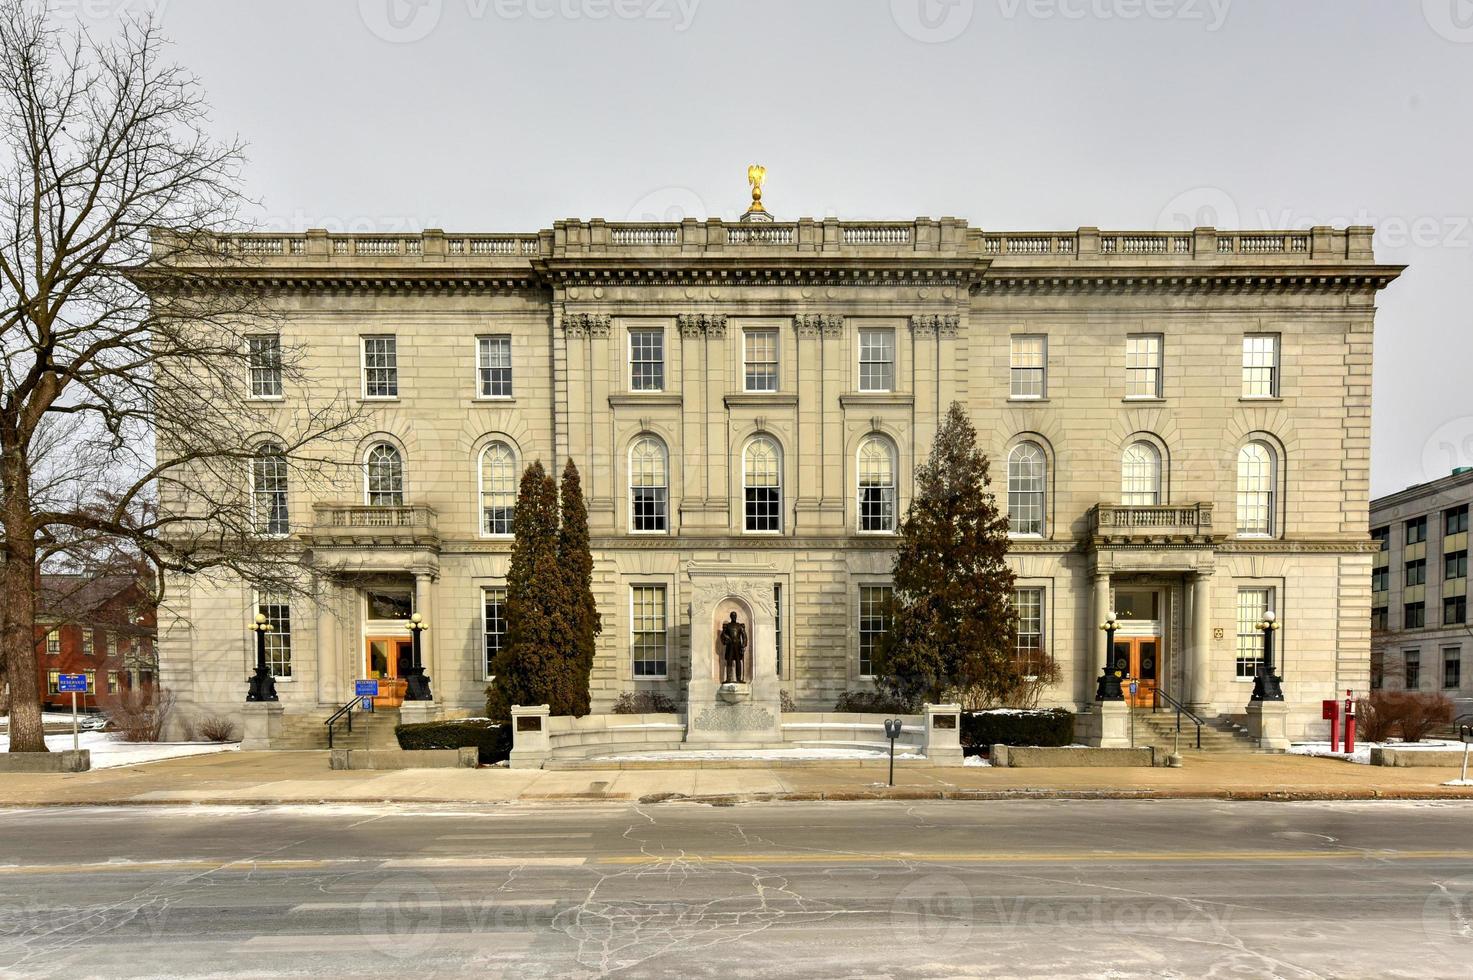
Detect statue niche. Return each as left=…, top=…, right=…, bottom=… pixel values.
left=719, top=611, right=748, bottom=684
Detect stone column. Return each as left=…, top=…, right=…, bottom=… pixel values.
left=414, top=572, right=436, bottom=698
left=314, top=577, right=341, bottom=707
left=818, top=315, right=845, bottom=531
left=678, top=314, right=706, bottom=525
left=793, top=315, right=823, bottom=529
left=910, top=315, right=940, bottom=468
left=1092, top=572, right=1111, bottom=679
left=1189, top=572, right=1213, bottom=711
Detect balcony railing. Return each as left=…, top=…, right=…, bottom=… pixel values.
left=1088, top=503, right=1216, bottom=544
left=308, top=504, right=439, bottom=547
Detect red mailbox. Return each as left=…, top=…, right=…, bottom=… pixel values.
left=1323, top=699, right=1340, bottom=752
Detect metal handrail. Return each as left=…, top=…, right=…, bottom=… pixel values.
left=324, top=697, right=365, bottom=749
left=1151, top=686, right=1204, bottom=751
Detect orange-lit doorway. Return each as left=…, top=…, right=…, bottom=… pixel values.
left=365, top=636, right=412, bottom=708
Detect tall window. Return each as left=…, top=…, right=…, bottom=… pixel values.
left=1405, top=651, right=1421, bottom=690
left=365, top=443, right=405, bottom=507
left=252, top=441, right=289, bottom=536
left=362, top=335, right=399, bottom=398
left=1405, top=602, right=1426, bottom=629
left=1242, top=335, right=1279, bottom=398
left=1372, top=606, right=1388, bottom=631
left=258, top=594, right=292, bottom=678
left=859, top=328, right=895, bottom=392
left=479, top=442, right=516, bottom=536
left=82, top=632, right=94, bottom=657
left=477, top=335, right=513, bottom=398
left=1372, top=526, right=1389, bottom=552
left=629, top=436, right=669, bottom=533
left=1120, top=442, right=1161, bottom=505
left=1446, top=595, right=1467, bottom=626
left=1405, top=559, right=1426, bottom=588
left=1447, top=505, right=1469, bottom=536
left=1445, top=550, right=1467, bottom=581
left=1125, top=334, right=1162, bottom=398
left=1407, top=517, right=1428, bottom=545
left=744, top=329, right=779, bottom=392
left=1007, top=442, right=1046, bottom=536
left=744, top=437, right=782, bottom=533
left=46, top=630, right=60, bottom=655
left=1010, top=335, right=1046, bottom=399
left=1372, top=566, right=1389, bottom=593
left=1235, top=587, right=1273, bottom=680
left=631, top=585, right=668, bottom=678
left=858, top=585, right=893, bottom=677
left=629, top=328, right=664, bottom=391
left=857, top=436, right=896, bottom=533
left=483, top=587, right=507, bottom=679
left=1014, top=588, right=1045, bottom=672
left=1236, top=442, right=1276, bottom=536
left=247, top=334, right=282, bottom=398
left=1445, top=648, right=1462, bottom=690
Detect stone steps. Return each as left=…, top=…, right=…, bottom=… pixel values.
left=1129, top=712, right=1264, bottom=753
left=274, top=709, right=401, bottom=750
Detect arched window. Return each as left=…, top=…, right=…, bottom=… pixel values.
left=365, top=443, right=404, bottom=507
left=857, top=436, right=896, bottom=533
left=1007, top=442, right=1046, bottom=536
left=1121, top=441, right=1162, bottom=506
left=743, top=436, right=782, bottom=533
left=629, top=436, right=669, bottom=533
left=479, top=442, right=517, bottom=536
left=251, top=441, right=288, bottom=535
left=1237, top=441, right=1276, bottom=536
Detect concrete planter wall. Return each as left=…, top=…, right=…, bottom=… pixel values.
left=329, top=747, right=478, bottom=770
left=992, top=745, right=1156, bottom=768
left=1368, top=747, right=1471, bottom=767
left=0, top=750, right=91, bottom=773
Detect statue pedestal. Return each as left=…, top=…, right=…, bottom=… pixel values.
left=684, top=562, right=782, bottom=746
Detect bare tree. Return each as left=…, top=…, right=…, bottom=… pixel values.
left=0, top=4, right=361, bottom=752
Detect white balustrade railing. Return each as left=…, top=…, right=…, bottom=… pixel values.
left=843, top=225, right=911, bottom=245
left=726, top=225, right=795, bottom=245
left=611, top=226, right=678, bottom=246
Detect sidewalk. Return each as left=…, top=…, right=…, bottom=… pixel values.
left=3, top=750, right=1473, bottom=806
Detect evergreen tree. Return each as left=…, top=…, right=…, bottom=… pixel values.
left=558, top=459, right=600, bottom=716
left=874, top=402, right=1018, bottom=707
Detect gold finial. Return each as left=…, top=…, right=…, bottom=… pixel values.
left=746, top=164, right=767, bottom=213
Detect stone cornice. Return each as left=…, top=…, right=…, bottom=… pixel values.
left=974, top=265, right=1403, bottom=296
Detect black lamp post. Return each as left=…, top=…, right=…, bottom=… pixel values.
left=1095, top=612, right=1124, bottom=701
left=1251, top=610, right=1284, bottom=701
left=246, top=613, right=278, bottom=702
left=404, top=612, right=433, bottom=702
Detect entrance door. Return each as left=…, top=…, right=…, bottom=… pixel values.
left=1126, top=638, right=1160, bottom=708
left=365, top=636, right=412, bottom=708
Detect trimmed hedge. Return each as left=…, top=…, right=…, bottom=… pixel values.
left=962, top=708, right=1074, bottom=749
left=395, top=720, right=510, bottom=765
left=833, top=691, right=916, bottom=714
left=612, top=691, right=677, bottom=714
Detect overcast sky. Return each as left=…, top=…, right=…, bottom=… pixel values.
left=62, top=0, right=1473, bottom=498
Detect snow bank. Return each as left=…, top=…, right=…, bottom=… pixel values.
left=0, top=731, right=239, bottom=769
left=1289, top=739, right=1465, bottom=766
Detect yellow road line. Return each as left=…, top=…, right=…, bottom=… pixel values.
left=0, top=859, right=331, bottom=876
left=596, top=849, right=1473, bottom=866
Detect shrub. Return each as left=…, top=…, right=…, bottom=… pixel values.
left=177, top=715, right=197, bottom=742
left=780, top=690, right=797, bottom=713
left=197, top=716, right=238, bottom=743
left=1399, top=692, right=1454, bottom=742
left=611, top=691, right=677, bottom=714
left=104, top=686, right=174, bottom=743
left=395, top=719, right=510, bottom=764
left=833, top=691, right=916, bottom=714
left=1356, top=693, right=1399, bottom=743
left=962, top=708, right=1075, bottom=749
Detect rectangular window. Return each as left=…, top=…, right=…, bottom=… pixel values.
left=1371, top=526, right=1389, bottom=552
left=101, top=633, right=111, bottom=657
left=629, top=329, right=665, bottom=391
left=1445, top=648, right=1462, bottom=690
left=82, top=632, right=94, bottom=657
left=631, top=585, right=668, bottom=678
left=774, top=583, right=783, bottom=677
left=857, top=585, right=893, bottom=678
left=1371, top=606, right=1388, bottom=632
left=1242, top=334, right=1279, bottom=398
left=1371, top=567, right=1389, bottom=593
left=257, top=595, right=292, bottom=679
left=47, top=669, right=60, bottom=694
left=1448, top=505, right=1469, bottom=536
left=476, top=335, right=513, bottom=398
left=107, top=672, right=120, bottom=694
left=1014, top=588, right=1045, bottom=673
left=858, top=329, right=896, bottom=392
left=1405, top=602, right=1426, bottom=629
left=1445, top=550, right=1467, bottom=581
left=1010, top=335, right=1047, bottom=399
left=1405, top=559, right=1426, bottom=588
left=483, top=587, right=507, bottom=679
left=247, top=334, right=283, bottom=398
left=362, top=335, right=398, bottom=398
left=1405, top=651, right=1421, bottom=690
left=744, top=329, right=779, bottom=392
left=1407, top=517, right=1428, bottom=546
left=1235, top=588, right=1273, bottom=680
left=45, top=630, right=60, bottom=655
left=1124, top=334, right=1162, bottom=398
left=1445, top=596, right=1467, bottom=626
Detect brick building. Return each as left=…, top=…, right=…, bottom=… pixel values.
left=34, top=574, right=158, bottom=712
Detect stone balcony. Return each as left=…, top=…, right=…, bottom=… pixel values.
left=304, top=504, right=439, bottom=549
left=1087, top=503, right=1218, bottom=546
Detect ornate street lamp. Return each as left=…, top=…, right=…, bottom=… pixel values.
left=404, top=612, right=433, bottom=702
left=1095, top=612, right=1124, bottom=701
left=1251, top=610, right=1284, bottom=701
left=246, top=613, right=278, bottom=702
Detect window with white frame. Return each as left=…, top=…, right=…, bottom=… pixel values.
left=858, top=328, right=895, bottom=392
left=858, top=585, right=893, bottom=677
left=631, top=585, right=668, bottom=678
left=743, top=437, right=783, bottom=532
left=1235, top=587, right=1273, bottom=680
left=629, top=328, right=664, bottom=391
left=1014, top=588, right=1045, bottom=672
left=1125, top=334, right=1162, bottom=398
left=477, top=335, right=513, bottom=398
left=45, top=630, right=60, bottom=655
left=483, top=587, right=507, bottom=679
left=1236, top=441, right=1276, bottom=536
left=629, top=436, right=669, bottom=533
left=82, top=632, right=94, bottom=657
left=744, top=329, right=779, bottom=392
left=252, top=441, right=289, bottom=536
left=1009, top=335, right=1047, bottom=399
left=857, top=435, right=896, bottom=532
left=1007, top=442, right=1046, bottom=536
left=247, top=334, right=282, bottom=398
left=365, top=443, right=405, bottom=507
left=479, top=442, right=517, bottom=536
left=362, top=336, right=399, bottom=398
left=257, top=594, right=292, bottom=678
left=1405, top=650, right=1421, bottom=690
left=1242, top=335, right=1279, bottom=398
left=1121, top=441, right=1161, bottom=506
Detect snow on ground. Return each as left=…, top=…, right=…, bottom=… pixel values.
left=1289, top=739, right=1467, bottom=766
left=963, top=755, right=992, bottom=767
left=0, top=730, right=239, bottom=769
left=1, top=711, right=105, bottom=728
left=1444, top=778, right=1473, bottom=787
left=591, top=747, right=928, bottom=762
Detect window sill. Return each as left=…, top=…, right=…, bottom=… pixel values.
left=725, top=392, right=799, bottom=408
left=1239, top=396, right=1283, bottom=403
left=609, top=393, right=682, bottom=407
left=360, top=397, right=400, bottom=404
left=248, top=396, right=285, bottom=403
left=1008, top=397, right=1049, bottom=403
left=1123, top=397, right=1165, bottom=403
left=471, top=397, right=516, bottom=405
left=840, top=392, right=914, bottom=408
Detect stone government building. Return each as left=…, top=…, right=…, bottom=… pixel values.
left=157, top=212, right=1402, bottom=744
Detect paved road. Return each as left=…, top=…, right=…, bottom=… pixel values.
left=0, top=800, right=1469, bottom=978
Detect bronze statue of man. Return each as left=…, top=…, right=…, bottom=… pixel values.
left=719, top=611, right=748, bottom=684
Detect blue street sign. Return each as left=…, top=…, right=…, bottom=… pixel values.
left=354, top=679, right=380, bottom=697
left=1129, top=682, right=1139, bottom=695
left=57, top=673, right=89, bottom=693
